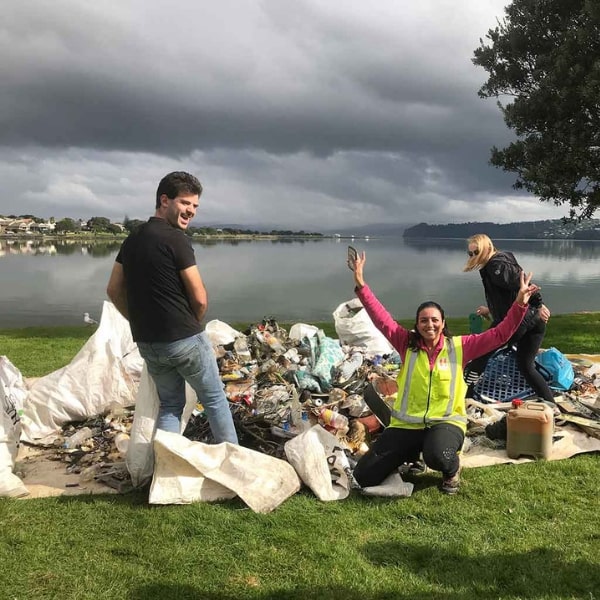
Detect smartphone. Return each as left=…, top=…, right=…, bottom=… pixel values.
left=347, top=245, right=358, bottom=271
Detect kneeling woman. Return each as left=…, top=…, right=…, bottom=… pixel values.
left=349, top=251, right=537, bottom=494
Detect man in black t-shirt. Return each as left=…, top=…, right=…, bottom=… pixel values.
left=107, top=171, right=238, bottom=443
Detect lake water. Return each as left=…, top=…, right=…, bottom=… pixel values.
left=1, top=236, right=599, bottom=328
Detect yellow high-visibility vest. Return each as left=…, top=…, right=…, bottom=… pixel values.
left=390, top=336, right=467, bottom=432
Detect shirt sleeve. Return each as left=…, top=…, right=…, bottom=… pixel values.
left=461, top=300, right=528, bottom=364
left=355, top=284, right=409, bottom=355
left=171, top=232, right=197, bottom=271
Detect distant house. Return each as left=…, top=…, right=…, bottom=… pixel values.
left=29, top=221, right=56, bottom=234
left=4, top=218, right=34, bottom=234
left=0, top=218, right=56, bottom=235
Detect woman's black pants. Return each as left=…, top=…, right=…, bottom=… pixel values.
left=353, top=423, right=464, bottom=488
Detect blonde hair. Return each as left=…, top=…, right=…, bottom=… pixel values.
left=463, top=233, right=497, bottom=272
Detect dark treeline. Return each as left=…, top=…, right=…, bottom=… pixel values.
left=403, top=219, right=600, bottom=239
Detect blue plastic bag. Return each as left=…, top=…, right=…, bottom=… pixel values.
left=535, top=347, right=575, bottom=391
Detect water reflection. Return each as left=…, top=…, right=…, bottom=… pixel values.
left=0, top=239, right=122, bottom=258
left=0, top=239, right=58, bottom=256
left=0, top=237, right=599, bottom=328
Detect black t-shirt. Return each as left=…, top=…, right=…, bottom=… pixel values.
left=116, top=217, right=203, bottom=342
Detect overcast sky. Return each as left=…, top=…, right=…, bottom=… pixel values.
left=1, top=0, right=569, bottom=230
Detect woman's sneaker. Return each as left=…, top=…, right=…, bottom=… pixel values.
left=441, top=468, right=461, bottom=495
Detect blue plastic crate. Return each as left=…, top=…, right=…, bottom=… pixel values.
left=472, top=347, right=550, bottom=403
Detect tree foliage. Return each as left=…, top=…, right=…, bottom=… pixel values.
left=473, top=0, right=600, bottom=218
left=123, top=218, right=145, bottom=233
left=55, top=218, right=79, bottom=233
left=86, top=216, right=112, bottom=233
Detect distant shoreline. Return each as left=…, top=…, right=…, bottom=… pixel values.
left=0, top=232, right=376, bottom=242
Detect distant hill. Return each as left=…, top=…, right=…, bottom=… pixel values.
left=403, top=219, right=600, bottom=240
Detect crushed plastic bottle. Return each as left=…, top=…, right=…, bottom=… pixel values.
left=263, top=331, right=286, bottom=354
left=319, top=408, right=349, bottom=434
left=63, top=427, right=94, bottom=449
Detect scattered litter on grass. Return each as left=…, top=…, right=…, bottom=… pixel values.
left=3, top=310, right=600, bottom=503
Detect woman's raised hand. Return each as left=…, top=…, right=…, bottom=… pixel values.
left=353, top=251, right=366, bottom=288
left=516, top=271, right=540, bottom=306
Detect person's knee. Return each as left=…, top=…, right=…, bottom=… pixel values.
left=353, top=452, right=390, bottom=488
left=423, top=446, right=459, bottom=474
left=353, top=467, right=385, bottom=488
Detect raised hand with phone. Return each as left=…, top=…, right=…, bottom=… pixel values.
left=347, top=246, right=365, bottom=288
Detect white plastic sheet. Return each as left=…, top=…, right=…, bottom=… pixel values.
left=360, top=471, right=414, bottom=497
left=149, top=430, right=301, bottom=513
left=0, top=357, right=29, bottom=497
left=20, top=301, right=143, bottom=443
left=126, top=366, right=197, bottom=488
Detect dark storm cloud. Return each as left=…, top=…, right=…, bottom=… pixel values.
left=2, top=0, right=503, bottom=157
left=0, top=0, right=569, bottom=227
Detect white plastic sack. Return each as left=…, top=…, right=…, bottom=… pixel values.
left=149, top=430, right=301, bottom=513
left=333, top=298, right=394, bottom=356
left=284, top=425, right=352, bottom=501
left=20, top=301, right=143, bottom=443
left=126, top=365, right=197, bottom=488
left=0, top=357, right=29, bottom=497
left=204, top=320, right=242, bottom=346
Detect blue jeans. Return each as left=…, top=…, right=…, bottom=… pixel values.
left=137, top=332, right=238, bottom=444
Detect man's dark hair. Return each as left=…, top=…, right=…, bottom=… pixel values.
left=408, top=300, right=451, bottom=351
left=155, top=171, right=203, bottom=208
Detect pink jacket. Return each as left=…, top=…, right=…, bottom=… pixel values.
left=355, top=285, right=528, bottom=368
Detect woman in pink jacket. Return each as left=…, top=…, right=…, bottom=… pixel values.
left=349, top=250, right=538, bottom=494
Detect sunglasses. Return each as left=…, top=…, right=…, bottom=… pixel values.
left=467, top=249, right=480, bottom=257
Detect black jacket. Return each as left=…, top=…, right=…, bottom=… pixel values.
left=480, top=251, right=543, bottom=327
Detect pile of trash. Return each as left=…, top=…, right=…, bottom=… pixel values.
left=184, top=317, right=401, bottom=461
left=36, top=405, right=134, bottom=493
left=1, top=299, right=408, bottom=506
left=2, top=299, right=600, bottom=510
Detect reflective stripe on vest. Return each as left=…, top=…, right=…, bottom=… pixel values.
left=391, top=337, right=467, bottom=427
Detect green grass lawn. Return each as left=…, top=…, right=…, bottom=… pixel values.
left=1, top=315, right=599, bottom=599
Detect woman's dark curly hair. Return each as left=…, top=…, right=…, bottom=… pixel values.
left=407, top=301, right=451, bottom=351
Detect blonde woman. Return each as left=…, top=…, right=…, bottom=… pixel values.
left=463, top=234, right=555, bottom=405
